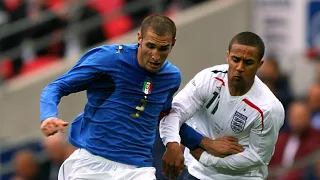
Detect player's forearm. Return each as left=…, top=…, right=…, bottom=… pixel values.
left=40, top=82, right=70, bottom=121
left=159, top=114, right=182, bottom=145
left=199, top=149, right=264, bottom=171
left=160, top=81, right=202, bottom=145
left=179, top=123, right=203, bottom=150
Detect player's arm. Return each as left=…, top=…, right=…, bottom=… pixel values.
left=40, top=47, right=114, bottom=135
left=195, top=103, right=285, bottom=171
left=157, top=77, right=204, bottom=150
left=159, top=70, right=208, bottom=147
left=160, top=70, right=209, bottom=179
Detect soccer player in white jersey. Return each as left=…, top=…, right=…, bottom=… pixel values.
left=159, top=31, right=285, bottom=180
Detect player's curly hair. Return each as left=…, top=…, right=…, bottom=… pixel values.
left=140, top=14, right=176, bottom=40
left=228, top=32, right=265, bottom=61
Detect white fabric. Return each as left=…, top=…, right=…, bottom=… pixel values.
left=58, top=148, right=156, bottom=180
left=160, top=64, right=285, bottom=180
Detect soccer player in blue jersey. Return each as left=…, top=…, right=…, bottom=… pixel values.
left=40, top=14, right=182, bottom=180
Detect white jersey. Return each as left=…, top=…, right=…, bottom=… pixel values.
left=160, top=64, right=285, bottom=180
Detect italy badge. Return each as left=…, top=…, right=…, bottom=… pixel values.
left=142, top=81, right=152, bottom=94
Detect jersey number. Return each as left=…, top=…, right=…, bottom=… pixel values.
left=206, top=91, right=219, bottom=115
left=131, top=99, right=147, bottom=118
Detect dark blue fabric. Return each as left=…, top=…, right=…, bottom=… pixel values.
left=180, top=123, right=203, bottom=150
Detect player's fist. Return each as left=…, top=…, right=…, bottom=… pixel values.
left=162, top=142, right=184, bottom=180
left=200, top=136, right=244, bottom=157
left=40, top=117, right=69, bottom=136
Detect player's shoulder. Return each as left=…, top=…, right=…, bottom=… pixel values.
left=198, top=64, right=228, bottom=75
left=160, top=59, right=181, bottom=78
left=209, top=64, right=229, bottom=73
left=248, top=77, right=284, bottom=115
left=244, top=96, right=284, bottom=127
left=162, top=61, right=181, bottom=74
left=87, top=44, right=138, bottom=55
left=82, top=44, right=137, bottom=63
left=160, top=62, right=182, bottom=84
left=92, top=43, right=137, bottom=54
left=194, top=64, right=228, bottom=82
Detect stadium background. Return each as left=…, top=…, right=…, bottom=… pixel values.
left=1, top=0, right=320, bottom=179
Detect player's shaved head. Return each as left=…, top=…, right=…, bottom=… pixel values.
left=228, top=32, right=265, bottom=61
left=140, top=14, right=176, bottom=40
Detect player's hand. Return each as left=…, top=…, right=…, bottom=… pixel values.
left=200, top=136, right=244, bottom=157
left=190, top=147, right=205, bottom=161
left=162, top=142, right=184, bottom=180
left=40, top=117, right=69, bottom=136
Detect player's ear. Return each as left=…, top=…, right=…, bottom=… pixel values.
left=258, top=60, right=264, bottom=69
left=171, top=38, right=176, bottom=47
left=137, top=31, right=142, bottom=45
left=226, top=51, right=230, bottom=63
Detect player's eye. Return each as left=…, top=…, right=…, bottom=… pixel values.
left=232, top=56, right=240, bottom=62
left=146, top=43, right=155, bottom=49
left=245, top=60, right=254, bottom=65
left=159, top=46, right=169, bottom=51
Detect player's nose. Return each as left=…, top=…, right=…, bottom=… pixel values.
left=236, top=61, right=245, bottom=72
left=152, top=50, right=160, bottom=61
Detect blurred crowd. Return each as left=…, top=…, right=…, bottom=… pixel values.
left=11, top=133, right=76, bottom=180
left=0, top=0, right=208, bottom=82
left=258, top=56, right=320, bottom=180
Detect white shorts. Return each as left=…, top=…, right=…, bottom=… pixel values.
left=58, top=148, right=156, bottom=180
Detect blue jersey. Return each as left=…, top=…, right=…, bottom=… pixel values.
left=40, top=44, right=181, bottom=167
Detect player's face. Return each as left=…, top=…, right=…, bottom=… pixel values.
left=227, top=43, right=263, bottom=90
left=137, top=29, right=175, bottom=73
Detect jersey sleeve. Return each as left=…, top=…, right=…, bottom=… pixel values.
left=159, top=69, right=213, bottom=146
left=40, top=47, right=116, bottom=122
left=199, top=102, right=285, bottom=171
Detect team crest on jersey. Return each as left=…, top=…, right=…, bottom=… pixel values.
left=230, top=111, right=248, bottom=133
left=142, top=80, right=152, bottom=94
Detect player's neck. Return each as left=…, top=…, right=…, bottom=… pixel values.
left=228, top=81, right=253, bottom=96
left=136, top=47, right=143, bottom=68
